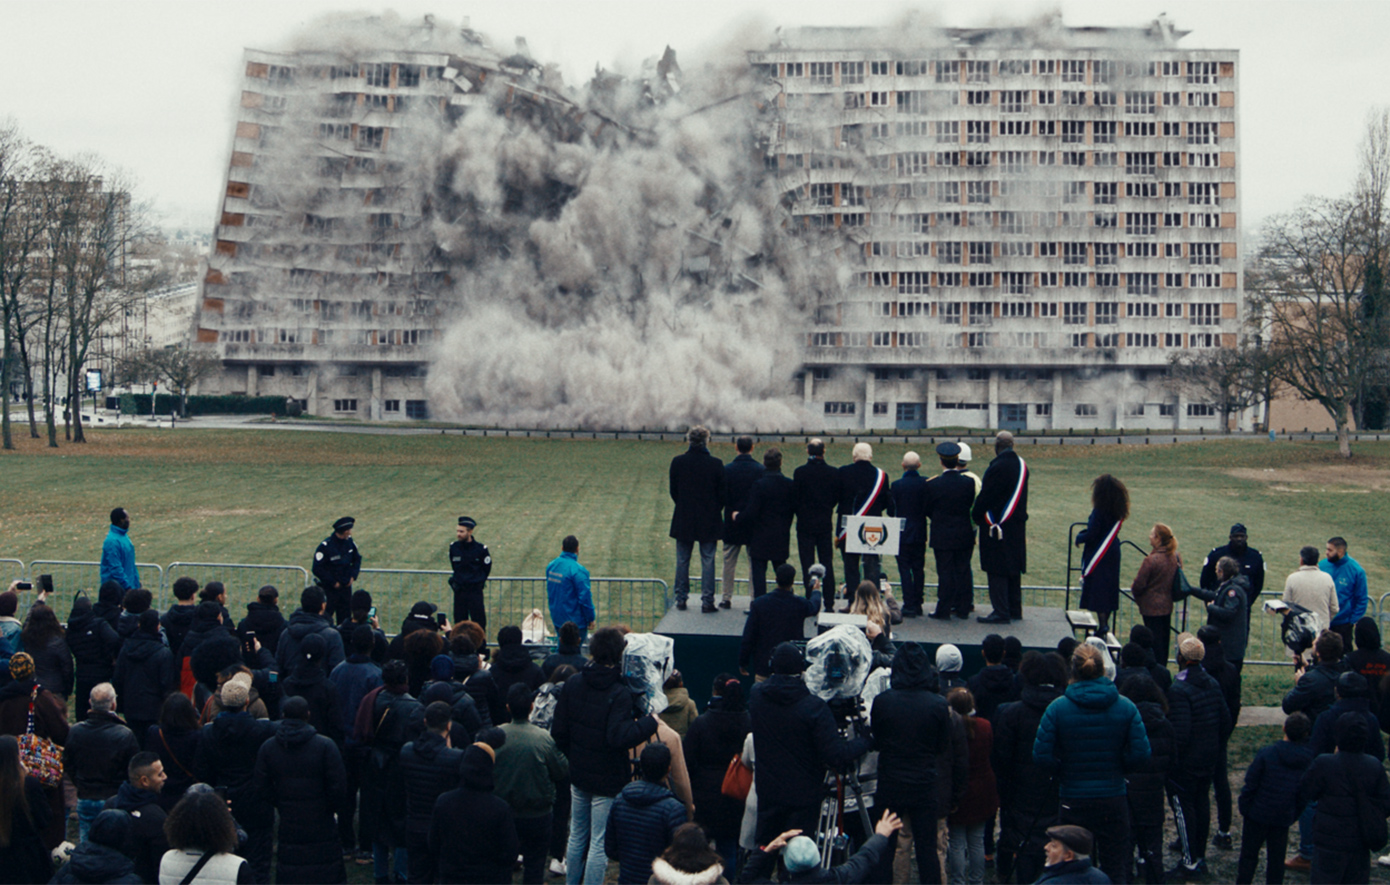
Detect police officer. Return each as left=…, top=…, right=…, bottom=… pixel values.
left=449, top=516, right=492, bottom=628
left=313, top=516, right=361, bottom=626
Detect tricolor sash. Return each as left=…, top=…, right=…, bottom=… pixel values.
left=1082, top=519, right=1124, bottom=578
left=838, top=467, right=887, bottom=542
left=986, top=456, right=1027, bottom=540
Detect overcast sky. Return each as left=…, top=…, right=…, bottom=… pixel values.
left=2, top=0, right=1385, bottom=233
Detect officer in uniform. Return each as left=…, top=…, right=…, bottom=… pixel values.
left=890, top=452, right=929, bottom=617
left=313, top=516, right=361, bottom=626
left=924, top=442, right=978, bottom=620
left=449, top=516, right=492, bottom=628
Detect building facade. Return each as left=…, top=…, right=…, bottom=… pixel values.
left=751, top=21, right=1241, bottom=430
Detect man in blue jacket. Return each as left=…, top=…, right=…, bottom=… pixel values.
left=1321, top=536, right=1368, bottom=651
left=100, top=508, right=140, bottom=590
left=547, top=535, right=595, bottom=645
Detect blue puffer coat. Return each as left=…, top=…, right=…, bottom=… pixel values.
left=604, top=780, right=688, bottom=885
left=1033, top=677, right=1150, bottom=799
left=1239, top=739, right=1314, bottom=828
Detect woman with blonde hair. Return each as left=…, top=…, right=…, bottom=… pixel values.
left=1130, top=523, right=1182, bottom=666
left=849, top=580, right=891, bottom=640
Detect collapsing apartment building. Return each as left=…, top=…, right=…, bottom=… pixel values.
left=193, top=16, right=1240, bottom=430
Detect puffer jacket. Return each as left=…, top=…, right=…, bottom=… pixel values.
left=454, top=652, right=506, bottom=728
left=67, top=599, right=121, bottom=688
left=1311, top=696, right=1385, bottom=760
left=870, top=643, right=953, bottom=813
left=29, top=632, right=74, bottom=700
left=683, top=701, right=750, bottom=841
left=1298, top=749, right=1390, bottom=852
left=65, top=711, right=140, bottom=800
left=749, top=674, right=873, bottom=811
left=399, top=730, right=463, bottom=834
left=253, top=718, right=347, bottom=884
left=1240, top=739, right=1314, bottom=828
left=52, top=839, right=142, bottom=884
left=1201, top=646, right=1241, bottom=742
left=159, top=604, right=198, bottom=660
left=605, top=780, right=689, bottom=885
left=113, top=632, right=177, bottom=724
left=1124, top=700, right=1174, bottom=827
left=967, top=663, right=1019, bottom=723
left=238, top=600, right=287, bottom=654
left=1167, top=665, right=1230, bottom=778
left=552, top=662, right=659, bottom=798
left=274, top=610, right=345, bottom=675
left=491, top=643, right=545, bottom=701
left=1033, top=677, right=1150, bottom=799
left=194, top=711, right=277, bottom=827
left=993, top=683, right=1063, bottom=847
left=1282, top=661, right=1342, bottom=727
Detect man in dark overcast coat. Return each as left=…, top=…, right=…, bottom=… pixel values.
left=793, top=438, right=840, bottom=611
left=721, top=435, right=764, bottom=608
left=669, top=424, right=725, bottom=613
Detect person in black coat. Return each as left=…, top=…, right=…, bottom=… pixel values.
left=22, top=604, right=73, bottom=702
left=967, top=633, right=1019, bottom=723
left=312, top=516, right=361, bottom=626
left=113, top=610, right=176, bottom=744
left=399, top=701, right=463, bottom=885
left=748, top=643, right=873, bottom=844
left=237, top=585, right=287, bottom=655
left=1236, top=712, right=1314, bottom=885
left=734, top=448, right=797, bottom=599
left=1282, top=630, right=1344, bottom=728
left=1166, top=635, right=1231, bottom=879
left=148, top=693, right=201, bottom=812
left=669, top=425, right=726, bottom=612
left=1297, top=713, right=1390, bottom=885
left=452, top=634, right=506, bottom=728
left=1346, top=616, right=1390, bottom=719
left=837, top=442, right=894, bottom=600
left=364, top=663, right=425, bottom=882
left=176, top=601, right=231, bottom=674
left=275, top=587, right=347, bottom=676
left=541, top=621, right=587, bottom=679
left=160, top=577, right=200, bottom=659
left=924, top=443, right=977, bottom=621
left=971, top=432, right=1029, bottom=624
left=491, top=625, right=545, bottom=701
left=193, top=679, right=277, bottom=883
left=1119, top=676, right=1175, bottom=885
left=991, top=651, right=1066, bottom=884
left=50, top=808, right=143, bottom=885
left=104, top=752, right=169, bottom=883
left=335, top=590, right=389, bottom=665
left=738, top=565, right=821, bottom=679
left=1073, top=474, right=1128, bottom=636
left=253, top=696, right=347, bottom=884
left=682, top=675, right=751, bottom=873
left=1198, top=523, right=1265, bottom=626
left=891, top=452, right=930, bottom=617
left=871, top=642, right=954, bottom=885
left=67, top=595, right=121, bottom=723
left=281, top=633, right=345, bottom=745
left=1309, top=671, right=1385, bottom=761
left=430, top=743, right=519, bottom=884
left=793, top=438, right=840, bottom=609
left=551, top=628, right=661, bottom=885
left=1198, top=625, right=1243, bottom=850
left=722, top=435, right=766, bottom=608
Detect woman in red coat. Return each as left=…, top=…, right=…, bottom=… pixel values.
left=0, top=652, right=69, bottom=850
left=946, top=687, right=998, bottom=885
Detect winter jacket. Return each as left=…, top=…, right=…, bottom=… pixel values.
left=870, top=644, right=954, bottom=813
left=0, top=775, right=52, bottom=884
left=253, top=718, right=347, bottom=884
left=1298, top=749, right=1390, bottom=852
left=606, top=780, right=689, bottom=885
left=495, top=720, right=570, bottom=819
left=542, top=644, right=587, bottom=680
left=194, top=711, right=277, bottom=828
left=630, top=721, right=695, bottom=818
left=669, top=443, right=726, bottom=543
left=748, top=674, right=872, bottom=811
left=949, top=716, right=998, bottom=826
left=28, top=633, right=73, bottom=700
left=546, top=552, right=596, bottom=633
left=967, top=663, right=1018, bottom=723
left=383, top=616, right=437, bottom=662
left=738, top=833, right=890, bottom=884
left=649, top=859, right=728, bottom=885
left=237, top=601, right=286, bottom=655
left=723, top=453, right=766, bottom=545
left=1320, top=554, right=1368, bottom=628
left=1202, top=650, right=1242, bottom=741
left=334, top=617, right=388, bottom=664
left=156, top=849, right=250, bottom=885
left=1282, top=661, right=1342, bottom=727
left=491, top=643, right=545, bottom=701
left=971, top=448, right=1028, bottom=575
left=51, top=840, right=143, bottom=884
left=0, top=679, right=67, bottom=849
left=1034, top=857, right=1111, bottom=884
left=1076, top=509, right=1122, bottom=613
left=792, top=456, right=841, bottom=538
left=398, top=731, right=463, bottom=834
left=274, top=610, right=345, bottom=676
left=1125, top=700, right=1175, bottom=827
left=1348, top=617, right=1390, bottom=715
left=1033, top=677, right=1150, bottom=799
left=455, top=651, right=506, bottom=727
left=328, top=655, right=382, bottom=743
left=738, top=587, right=822, bottom=678
left=552, top=662, right=659, bottom=798
left=65, top=711, right=140, bottom=800
left=1130, top=549, right=1180, bottom=617
left=683, top=702, right=751, bottom=840
left=429, top=751, right=518, bottom=885
left=1167, top=665, right=1230, bottom=779
left=68, top=601, right=121, bottom=688
left=735, top=470, right=796, bottom=562
left=1196, top=574, right=1250, bottom=662
left=1199, top=542, right=1266, bottom=609
left=659, top=687, right=699, bottom=737
left=113, top=632, right=177, bottom=724
left=281, top=660, right=344, bottom=744
left=1311, top=696, right=1385, bottom=760
left=159, top=604, right=198, bottom=661
left=362, top=688, right=424, bottom=846
left=1239, top=739, right=1315, bottom=828
left=176, top=612, right=230, bottom=670
left=993, top=683, right=1063, bottom=846
left=147, top=723, right=200, bottom=810
left=100, top=525, right=139, bottom=590
left=104, top=781, right=168, bottom=882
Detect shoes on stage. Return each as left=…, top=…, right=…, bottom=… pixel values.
left=977, top=613, right=1011, bottom=624
left=718, top=600, right=731, bottom=609
left=927, top=612, right=953, bottom=621
left=701, top=602, right=718, bottom=613
left=675, top=600, right=688, bottom=611
left=901, top=607, right=923, bottom=618
left=837, top=606, right=852, bottom=613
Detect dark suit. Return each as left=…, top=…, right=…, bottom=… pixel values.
left=925, top=470, right=978, bottom=618
left=722, top=454, right=766, bottom=602
left=837, top=460, right=894, bottom=596
left=735, top=470, right=796, bottom=598
left=891, top=469, right=929, bottom=613
left=669, top=443, right=726, bottom=606
left=793, top=457, right=840, bottom=608
left=739, top=587, right=823, bottom=678
left=971, top=448, right=1029, bottom=621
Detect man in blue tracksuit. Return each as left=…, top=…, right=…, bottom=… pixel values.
left=100, top=508, right=140, bottom=590
left=547, top=536, right=595, bottom=645
left=1321, top=536, right=1368, bottom=651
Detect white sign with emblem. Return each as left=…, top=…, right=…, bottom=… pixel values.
left=841, top=516, right=905, bottom=555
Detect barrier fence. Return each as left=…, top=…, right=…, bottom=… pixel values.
left=24, top=560, right=166, bottom=607
left=0, top=559, right=23, bottom=591
left=165, top=562, right=310, bottom=611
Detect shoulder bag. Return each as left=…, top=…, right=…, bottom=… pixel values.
left=17, top=687, right=63, bottom=787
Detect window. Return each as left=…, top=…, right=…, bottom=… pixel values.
left=1002, top=273, right=1031, bottom=295
left=1063, top=302, right=1087, bottom=325
left=1127, top=243, right=1158, bottom=258
left=1063, top=242, right=1087, bottom=265
left=872, top=332, right=893, bottom=347
left=936, top=151, right=960, bottom=167
left=1061, top=120, right=1086, bottom=144
left=969, top=302, right=994, bottom=325
left=362, top=63, right=390, bottom=87
left=968, top=271, right=994, bottom=287
left=966, top=91, right=990, bottom=106
left=871, top=61, right=890, bottom=76
left=1191, top=303, right=1220, bottom=325
left=1093, top=121, right=1117, bottom=144
left=1000, top=90, right=1028, bottom=113
left=1186, top=61, right=1217, bottom=84
left=824, top=402, right=856, bottom=415
left=809, top=62, right=834, bottom=85
left=1094, top=242, right=1117, bottom=265
left=1128, top=272, right=1159, bottom=295
left=1159, top=403, right=1176, bottom=417
left=1035, top=403, right=1053, bottom=417
left=1093, top=60, right=1116, bottom=84
left=1075, top=404, right=1098, bottom=416
left=1190, top=212, right=1221, bottom=228
left=1161, top=61, right=1181, bottom=77
left=398, top=64, right=420, bottom=87
left=333, top=399, right=358, bottom=412
left=938, top=212, right=963, bottom=227
left=1124, top=121, right=1156, bottom=137
left=1126, top=403, right=1147, bottom=417
left=966, top=151, right=991, bottom=166
left=967, top=121, right=991, bottom=143
left=898, top=301, right=925, bottom=317
left=1162, top=91, right=1181, bottom=106
left=1094, top=90, right=1116, bottom=107
left=810, top=183, right=834, bottom=207
left=1166, top=303, right=1184, bottom=318
left=1039, top=272, right=1058, bottom=289
left=1038, top=151, right=1056, bottom=166
left=1038, top=242, right=1058, bottom=258
left=1190, top=242, right=1220, bottom=265
left=811, top=367, right=833, bottom=380
left=384, top=400, right=400, bottom=412
left=939, top=302, right=962, bottom=324
left=1061, top=60, right=1086, bottom=83
left=899, top=272, right=929, bottom=294
left=1125, top=182, right=1157, bottom=198
left=1127, top=333, right=1159, bottom=347
left=999, top=60, right=1030, bottom=77
left=1165, top=212, right=1185, bottom=228
left=1187, top=403, right=1217, bottom=417
left=870, top=91, right=891, bottom=107
left=1187, top=122, right=1218, bottom=145
left=1188, top=91, right=1218, bottom=107
left=1189, top=182, right=1220, bottom=205
left=1093, top=182, right=1117, bottom=205
left=1124, top=91, right=1155, bottom=114
left=1125, top=152, right=1156, bottom=174
left=938, top=242, right=962, bottom=264
left=1128, top=302, right=1159, bottom=318
left=936, top=61, right=959, bottom=83
left=357, top=126, right=385, bottom=150
left=1061, top=151, right=1086, bottom=167
left=1095, top=272, right=1119, bottom=287
left=999, top=212, right=1026, bottom=234
left=1064, top=271, right=1087, bottom=287
left=841, top=62, right=864, bottom=84
left=967, top=61, right=991, bottom=83
left=1095, top=302, right=1118, bottom=325
left=967, top=181, right=992, bottom=204
left=1096, top=333, right=1119, bottom=347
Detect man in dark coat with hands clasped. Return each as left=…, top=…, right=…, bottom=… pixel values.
left=793, top=438, right=840, bottom=610
left=669, top=425, right=725, bottom=613
left=734, top=448, right=796, bottom=599
left=973, top=431, right=1029, bottom=624
left=720, top=435, right=764, bottom=609
left=924, top=442, right=978, bottom=621
left=891, top=452, right=930, bottom=618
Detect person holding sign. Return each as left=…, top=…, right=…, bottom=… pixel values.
left=972, top=432, right=1029, bottom=625
left=1075, top=475, right=1130, bottom=637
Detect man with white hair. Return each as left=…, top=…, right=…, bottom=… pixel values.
left=837, top=441, right=894, bottom=600
left=65, top=681, right=141, bottom=842
left=668, top=425, right=726, bottom=612
left=892, top=451, right=929, bottom=617
left=973, top=431, right=1030, bottom=625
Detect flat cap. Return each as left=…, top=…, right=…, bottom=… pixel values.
left=1046, top=825, right=1094, bottom=856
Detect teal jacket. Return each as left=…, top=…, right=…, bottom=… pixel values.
left=546, top=552, right=595, bottom=631
left=494, top=721, right=570, bottom=818
left=1033, top=677, right=1150, bottom=799
left=100, top=526, right=139, bottom=590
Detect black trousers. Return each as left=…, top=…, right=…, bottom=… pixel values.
left=841, top=552, right=882, bottom=597
left=933, top=547, right=974, bottom=616
left=749, top=558, right=786, bottom=599
left=1061, top=795, right=1132, bottom=885
left=406, top=831, right=433, bottom=885
left=987, top=571, right=1022, bottom=620
left=1235, top=818, right=1288, bottom=885
left=1133, top=821, right=1165, bottom=885
left=324, top=584, right=352, bottom=626
left=339, top=747, right=370, bottom=853
left=884, top=805, right=940, bottom=885
left=797, top=532, right=837, bottom=610
left=1312, top=844, right=1368, bottom=885
left=514, top=814, right=551, bottom=885
left=1142, top=614, right=1172, bottom=666
left=1169, top=774, right=1212, bottom=867
left=245, top=825, right=273, bottom=885
left=756, top=802, right=820, bottom=847
left=452, top=581, right=486, bottom=629
left=896, top=542, right=927, bottom=611
left=1213, top=740, right=1232, bottom=833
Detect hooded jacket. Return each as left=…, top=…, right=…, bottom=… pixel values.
left=491, top=642, right=545, bottom=700
left=67, top=598, right=121, bottom=687
left=328, top=654, right=382, bottom=743
left=398, top=730, right=463, bottom=833
left=967, top=662, right=1019, bottom=723
left=253, top=717, right=347, bottom=884
left=495, top=720, right=570, bottom=819
left=100, top=524, right=139, bottom=591
left=454, top=649, right=506, bottom=727
left=1298, top=748, right=1390, bottom=852
left=1124, top=700, right=1175, bottom=827
left=547, top=551, right=596, bottom=633
left=542, top=643, right=587, bottom=680
left=159, top=603, right=198, bottom=660
left=682, top=699, right=750, bottom=840
left=606, top=780, right=689, bottom=885
left=194, top=710, right=277, bottom=827
left=993, top=683, right=1063, bottom=843
left=282, top=646, right=344, bottom=744
left=870, top=644, right=953, bottom=812
left=1283, top=660, right=1342, bottom=727
left=1167, top=664, right=1230, bottom=778
left=749, top=674, right=873, bottom=811
left=1347, top=618, right=1390, bottom=713
left=552, top=662, right=659, bottom=797
left=274, top=609, right=345, bottom=675
left=659, top=686, right=699, bottom=737
left=113, top=631, right=177, bottom=723
left=429, top=747, right=519, bottom=885
left=1239, top=738, right=1315, bottom=828
left=104, top=781, right=168, bottom=882
left=51, top=811, right=142, bottom=884
left=1033, top=677, right=1151, bottom=799
left=1197, top=574, right=1250, bottom=662
left=1310, top=695, right=1385, bottom=760
left=177, top=609, right=231, bottom=668
left=237, top=600, right=287, bottom=654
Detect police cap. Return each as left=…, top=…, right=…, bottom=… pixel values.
left=333, top=516, right=355, bottom=532
left=935, top=441, right=961, bottom=458
left=458, top=516, right=477, bottom=529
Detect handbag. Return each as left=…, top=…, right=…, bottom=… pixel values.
left=1170, top=565, right=1193, bottom=602
left=720, top=752, right=753, bottom=802
left=17, top=687, right=63, bottom=787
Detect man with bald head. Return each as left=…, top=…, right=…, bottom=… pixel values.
left=972, top=431, right=1030, bottom=624
left=891, top=452, right=929, bottom=617
left=837, top=442, right=894, bottom=601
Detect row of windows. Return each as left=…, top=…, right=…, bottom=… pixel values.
left=251, top=63, right=448, bottom=87
left=820, top=210, right=1226, bottom=236
left=855, top=269, right=1229, bottom=293
left=775, top=148, right=1225, bottom=172
left=221, top=328, right=434, bottom=345
left=811, top=180, right=1225, bottom=206
left=858, top=240, right=1224, bottom=264
left=832, top=402, right=1213, bottom=418
left=811, top=331, right=1225, bottom=350
left=830, top=90, right=1226, bottom=113
left=858, top=300, right=1226, bottom=322
left=331, top=399, right=429, bottom=417
left=840, top=120, right=1223, bottom=142
left=781, top=59, right=1224, bottom=84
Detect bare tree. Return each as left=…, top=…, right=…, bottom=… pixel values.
left=120, top=346, right=219, bottom=417
left=1166, top=341, right=1261, bottom=433
left=0, top=123, right=49, bottom=448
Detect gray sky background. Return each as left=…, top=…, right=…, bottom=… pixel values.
left=1, top=0, right=1385, bottom=234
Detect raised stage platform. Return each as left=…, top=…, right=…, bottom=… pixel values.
left=654, top=599, right=1076, bottom=709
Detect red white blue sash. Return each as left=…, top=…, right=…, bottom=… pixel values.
left=986, top=456, right=1027, bottom=540
left=1082, top=519, right=1124, bottom=578
left=838, top=468, right=887, bottom=542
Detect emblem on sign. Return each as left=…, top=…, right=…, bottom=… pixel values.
left=859, top=521, right=886, bottom=549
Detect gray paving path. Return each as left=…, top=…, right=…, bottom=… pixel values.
left=1238, top=705, right=1287, bottom=727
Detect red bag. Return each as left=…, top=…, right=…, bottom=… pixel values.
left=720, top=753, right=753, bottom=802
left=179, top=656, right=196, bottom=700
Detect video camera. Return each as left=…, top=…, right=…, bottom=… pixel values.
left=621, top=632, right=675, bottom=716
left=805, top=625, right=875, bottom=728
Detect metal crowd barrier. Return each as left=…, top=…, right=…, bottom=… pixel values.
left=26, top=560, right=165, bottom=607
left=164, top=562, right=310, bottom=611
left=0, top=559, right=24, bottom=589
